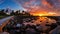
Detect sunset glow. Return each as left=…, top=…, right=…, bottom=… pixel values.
left=0, top=0, right=60, bottom=34
left=31, top=12, right=56, bottom=16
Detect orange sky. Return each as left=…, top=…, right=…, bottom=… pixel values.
left=15, top=0, right=60, bottom=16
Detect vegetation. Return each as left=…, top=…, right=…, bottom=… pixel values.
left=0, top=9, right=33, bottom=19
left=0, top=15, right=10, bottom=19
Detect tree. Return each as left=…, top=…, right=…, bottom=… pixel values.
left=5, top=9, right=8, bottom=13
left=10, top=10, right=15, bottom=15
left=0, top=9, right=6, bottom=15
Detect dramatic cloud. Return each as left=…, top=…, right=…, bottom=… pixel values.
left=3, top=0, right=60, bottom=16
left=14, top=0, right=60, bottom=16
left=42, top=0, right=54, bottom=8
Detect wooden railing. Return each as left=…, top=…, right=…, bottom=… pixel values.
left=0, top=16, right=14, bottom=32
left=0, top=20, right=10, bottom=32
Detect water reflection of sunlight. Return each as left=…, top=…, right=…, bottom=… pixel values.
left=23, top=16, right=56, bottom=26
left=33, top=17, right=56, bottom=26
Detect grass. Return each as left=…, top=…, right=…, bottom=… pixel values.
left=0, top=16, right=9, bottom=19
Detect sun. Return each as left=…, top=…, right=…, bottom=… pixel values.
left=38, top=14, right=48, bottom=16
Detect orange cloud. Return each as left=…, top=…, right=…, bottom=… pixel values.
left=42, top=0, right=53, bottom=8
left=21, top=0, right=58, bottom=16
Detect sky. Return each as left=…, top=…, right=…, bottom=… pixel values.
left=0, top=0, right=24, bottom=10
left=0, top=0, right=60, bottom=16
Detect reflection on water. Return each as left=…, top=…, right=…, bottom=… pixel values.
left=23, top=16, right=56, bottom=26
left=2, top=16, right=59, bottom=34
left=36, top=17, right=56, bottom=26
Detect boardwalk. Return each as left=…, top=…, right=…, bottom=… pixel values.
left=0, top=16, right=12, bottom=26
left=0, top=16, right=13, bottom=32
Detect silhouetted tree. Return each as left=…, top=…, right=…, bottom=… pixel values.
left=0, top=9, right=6, bottom=15
left=10, top=10, right=15, bottom=15
left=22, top=11, right=31, bottom=16
left=5, top=9, right=8, bottom=13
left=15, top=10, right=19, bottom=15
